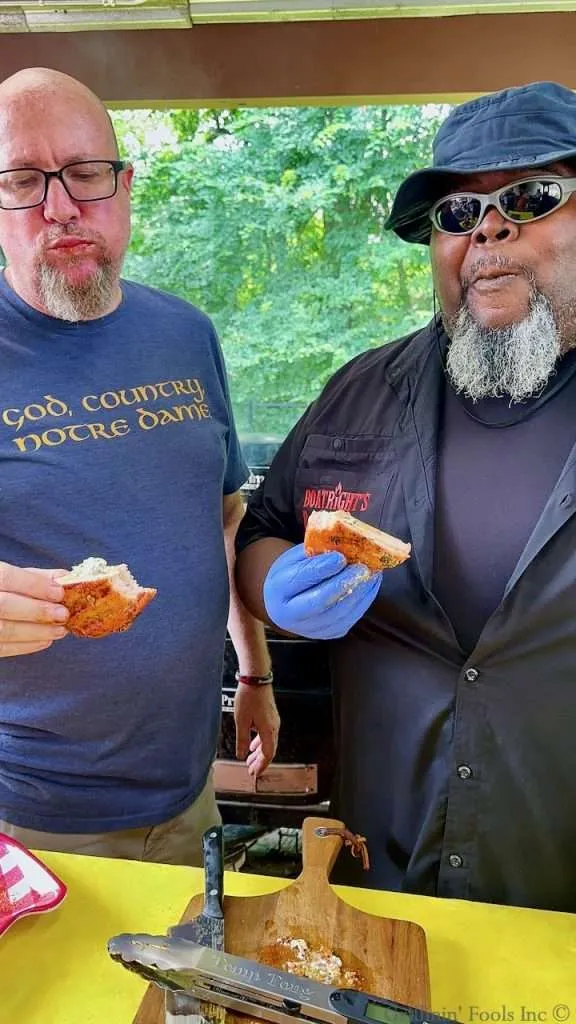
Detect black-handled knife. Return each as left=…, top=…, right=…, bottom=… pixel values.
left=199, top=826, right=225, bottom=934
left=165, top=825, right=225, bottom=1021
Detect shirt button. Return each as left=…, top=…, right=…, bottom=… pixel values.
left=449, top=853, right=463, bottom=869
left=464, top=667, right=479, bottom=683
left=560, top=493, right=573, bottom=508
left=457, top=764, right=472, bottom=780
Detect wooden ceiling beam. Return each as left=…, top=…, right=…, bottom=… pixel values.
left=0, top=13, right=572, bottom=107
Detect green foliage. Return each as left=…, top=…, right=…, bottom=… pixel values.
left=111, top=103, right=450, bottom=436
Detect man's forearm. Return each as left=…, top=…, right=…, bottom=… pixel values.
left=227, top=579, right=271, bottom=675
left=235, top=537, right=294, bottom=625
left=224, top=505, right=274, bottom=674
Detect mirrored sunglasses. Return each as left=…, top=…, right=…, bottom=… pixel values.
left=430, top=176, right=576, bottom=235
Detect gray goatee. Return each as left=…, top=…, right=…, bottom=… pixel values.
left=35, top=256, right=117, bottom=322
left=34, top=223, right=119, bottom=322
left=445, top=290, right=562, bottom=404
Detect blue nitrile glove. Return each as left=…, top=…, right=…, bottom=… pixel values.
left=263, top=543, right=383, bottom=640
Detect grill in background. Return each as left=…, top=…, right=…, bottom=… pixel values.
left=216, top=433, right=335, bottom=829
left=216, top=631, right=335, bottom=829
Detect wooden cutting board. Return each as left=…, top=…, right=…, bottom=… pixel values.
left=134, top=816, right=430, bottom=1023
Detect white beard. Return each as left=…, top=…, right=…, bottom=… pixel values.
left=35, top=257, right=117, bottom=322
left=445, top=292, right=562, bottom=403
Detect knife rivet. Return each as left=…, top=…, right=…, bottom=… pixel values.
left=209, top=888, right=218, bottom=896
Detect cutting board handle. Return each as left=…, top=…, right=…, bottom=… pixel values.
left=297, top=816, right=346, bottom=888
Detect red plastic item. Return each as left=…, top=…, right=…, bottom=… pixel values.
left=0, top=833, right=67, bottom=936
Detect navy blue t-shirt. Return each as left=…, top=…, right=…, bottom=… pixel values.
left=0, top=274, right=247, bottom=832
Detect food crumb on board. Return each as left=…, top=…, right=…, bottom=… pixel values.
left=259, top=936, right=363, bottom=987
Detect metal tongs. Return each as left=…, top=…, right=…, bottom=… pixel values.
left=107, top=933, right=463, bottom=1024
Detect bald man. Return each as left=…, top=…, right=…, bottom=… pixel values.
left=0, top=68, right=279, bottom=864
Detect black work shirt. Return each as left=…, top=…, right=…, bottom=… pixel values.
left=433, top=348, right=576, bottom=653
left=236, top=317, right=576, bottom=913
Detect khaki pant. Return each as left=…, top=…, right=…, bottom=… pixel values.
left=0, top=773, right=221, bottom=867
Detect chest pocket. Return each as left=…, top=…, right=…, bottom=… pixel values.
left=294, top=434, right=398, bottom=532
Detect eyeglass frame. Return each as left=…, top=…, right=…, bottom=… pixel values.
left=0, top=159, right=131, bottom=211
left=429, top=174, right=576, bottom=236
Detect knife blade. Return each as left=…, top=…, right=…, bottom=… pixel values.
left=165, top=825, right=225, bottom=1023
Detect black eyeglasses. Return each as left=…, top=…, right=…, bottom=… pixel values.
left=430, top=175, right=576, bottom=235
left=0, top=160, right=130, bottom=210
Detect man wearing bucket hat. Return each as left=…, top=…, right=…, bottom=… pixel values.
left=236, top=81, right=576, bottom=913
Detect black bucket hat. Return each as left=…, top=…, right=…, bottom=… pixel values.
left=385, top=81, right=576, bottom=245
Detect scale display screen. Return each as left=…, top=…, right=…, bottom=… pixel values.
left=364, top=1002, right=412, bottom=1024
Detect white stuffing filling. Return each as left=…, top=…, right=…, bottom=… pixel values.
left=61, top=557, right=111, bottom=581
left=273, top=937, right=360, bottom=986
left=60, top=557, right=140, bottom=595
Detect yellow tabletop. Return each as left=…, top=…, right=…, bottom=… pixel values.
left=0, top=851, right=574, bottom=1024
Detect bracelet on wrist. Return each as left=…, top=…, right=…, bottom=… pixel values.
left=235, top=670, right=274, bottom=687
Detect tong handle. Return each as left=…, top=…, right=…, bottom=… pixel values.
left=202, top=825, right=224, bottom=919
left=331, top=989, right=465, bottom=1024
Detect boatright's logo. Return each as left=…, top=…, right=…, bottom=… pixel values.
left=302, top=481, right=372, bottom=525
